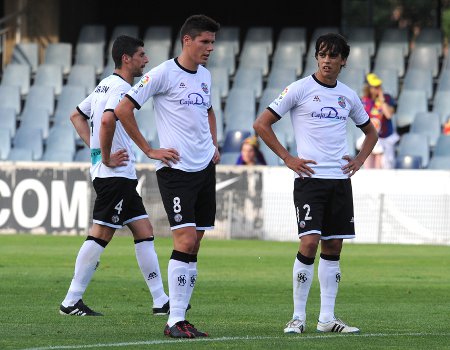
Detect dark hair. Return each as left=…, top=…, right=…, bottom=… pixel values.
left=315, top=33, right=350, bottom=60
left=179, top=14, right=220, bottom=46
left=112, top=35, right=144, bottom=69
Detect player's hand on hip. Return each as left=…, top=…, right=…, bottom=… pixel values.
left=148, top=148, right=180, bottom=167
left=285, top=155, right=317, bottom=178
left=103, top=149, right=128, bottom=167
left=341, top=155, right=363, bottom=177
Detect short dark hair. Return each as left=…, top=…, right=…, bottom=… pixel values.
left=315, top=33, right=350, bottom=60
left=112, top=35, right=144, bottom=69
left=179, top=14, right=220, bottom=46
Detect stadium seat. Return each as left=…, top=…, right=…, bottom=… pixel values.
left=436, top=70, right=450, bottom=93
left=415, top=27, right=443, bottom=56
left=339, top=68, right=365, bottom=96
left=44, top=43, right=73, bottom=76
left=78, top=24, right=106, bottom=48
left=1, top=64, right=30, bottom=97
left=135, top=107, right=157, bottom=143
left=277, top=27, right=307, bottom=56
left=0, top=129, right=11, bottom=160
left=219, top=151, right=241, bottom=165
left=206, top=42, right=236, bottom=76
left=75, top=43, right=104, bottom=76
left=257, top=87, right=282, bottom=116
left=144, top=25, right=172, bottom=57
left=209, top=67, right=230, bottom=99
left=239, top=43, right=270, bottom=76
left=144, top=49, right=169, bottom=70
left=13, top=126, right=43, bottom=160
left=221, top=129, right=252, bottom=153
left=345, top=45, right=371, bottom=75
left=271, top=43, right=303, bottom=77
left=23, top=85, right=55, bottom=116
left=266, top=68, right=297, bottom=91
left=45, top=125, right=76, bottom=159
left=379, top=28, right=409, bottom=57
left=373, top=68, right=399, bottom=99
left=11, top=42, right=39, bottom=74
left=33, top=64, right=63, bottom=96
left=394, top=90, right=428, bottom=128
left=0, top=85, right=21, bottom=115
left=259, top=133, right=285, bottom=166
left=397, top=133, right=430, bottom=168
left=242, top=26, right=273, bottom=55
left=224, top=88, right=256, bottom=128
left=402, top=68, right=433, bottom=99
left=0, top=107, right=17, bottom=138
left=74, top=147, right=90, bottom=162
left=106, top=25, right=140, bottom=63
left=233, top=67, right=263, bottom=99
left=302, top=51, right=318, bottom=77
left=432, top=90, right=450, bottom=126
left=395, top=155, right=423, bottom=169
left=433, top=135, right=450, bottom=157
left=408, top=45, right=439, bottom=78
left=67, top=64, right=97, bottom=95
left=373, top=45, right=405, bottom=77
left=410, top=112, right=441, bottom=148
left=19, top=107, right=50, bottom=139
left=427, top=155, right=450, bottom=170
left=215, top=107, right=224, bottom=146
left=54, top=85, right=87, bottom=123
left=216, top=26, right=240, bottom=56
left=41, top=149, right=74, bottom=162
left=7, top=148, right=33, bottom=161
left=346, top=26, right=375, bottom=57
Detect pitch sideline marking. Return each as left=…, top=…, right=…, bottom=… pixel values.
left=20, top=332, right=450, bottom=350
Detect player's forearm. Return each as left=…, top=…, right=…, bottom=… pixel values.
left=100, top=113, right=116, bottom=164
left=208, top=110, right=218, bottom=147
left=115, top=103, right=151, bottom=154
left=70, top=112, right=90, bottom=147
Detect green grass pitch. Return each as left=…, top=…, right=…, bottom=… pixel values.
left=1, top=235, right=450, bottom=349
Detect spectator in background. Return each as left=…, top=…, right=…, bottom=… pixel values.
left=361, top=73, right=399, bottom=169
left=236, top=136, right=267, bottom=165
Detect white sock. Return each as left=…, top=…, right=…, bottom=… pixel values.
left=185, top=259, right=197, bottom=307
left=292, top=256, right=314, bottom=321
left=62, top=239, right=104, bottom=307
left=167, top=259, right=189, bottom=327
left=318, top=256, right=340, bottom=323
left=134, top=239, right=168, bottom=307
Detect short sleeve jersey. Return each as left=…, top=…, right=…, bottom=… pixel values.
left=77, top=73, right=136, bottom=181
left=125, top=58, right=215, bottom=172
left=268, top=74, right=370, bottom=179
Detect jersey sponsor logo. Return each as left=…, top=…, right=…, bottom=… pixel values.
left=201, top=82, right=209, bottom=94
left=179, top=82, right=186, bottom=88
left=179, top=93, right=207, bottom=107
left=338, top=96, right=346, bottom=108
left=313, top=95, right=321, bottom=102
left=311, top=107, right=346, bottom=121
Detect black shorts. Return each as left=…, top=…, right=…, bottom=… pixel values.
left=156, top=162, right=216, bottom=230
left=92, top=177, right=148, bottom=228
left=293, top=178, right=355, bottom=240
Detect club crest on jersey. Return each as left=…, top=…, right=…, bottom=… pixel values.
left=338, top=96, right=346, bottom=108
left=201, top=83, right=209, bottom=94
